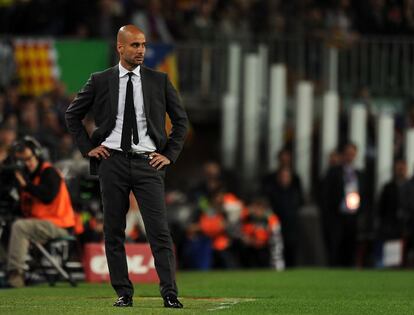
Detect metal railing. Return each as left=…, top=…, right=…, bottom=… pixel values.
left=175, top=36, right=414, bottom=110
left=5, top=35, right=412, bottom=111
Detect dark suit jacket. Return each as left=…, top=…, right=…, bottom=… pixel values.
left=322, top=166, right=367, bottom=217
left=65, top=65, right=188, bottom=175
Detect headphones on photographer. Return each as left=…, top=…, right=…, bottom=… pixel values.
left=12, top=136, right=43, bottom=160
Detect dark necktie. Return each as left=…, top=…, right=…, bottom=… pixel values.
left=121, top=72, right=139, bottom=152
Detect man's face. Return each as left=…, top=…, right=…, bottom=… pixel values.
left=204, top=162, right=221, bottom=180
left=118, top=31, right=146, bottom=67
left=278, top=168, right=292, bottom=187
left=15, top=147, right=39, bottom=174
left=343, top=145, right=357, bottom=165
left=395, top=161, right=407, bottom=180
left=278, top=151, right=292, bottom=167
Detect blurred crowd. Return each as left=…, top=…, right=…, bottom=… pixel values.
left=1, top=0, right=414, bottom=42
left=1, top=0, right=414, bottom=271
left=1, top=76, right=414, bottom=270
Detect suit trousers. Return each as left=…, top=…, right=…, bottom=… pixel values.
left=98, top=153, right=177, bottom=298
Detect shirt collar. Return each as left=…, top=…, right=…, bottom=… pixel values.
left=119, top=63, right=140, bottom=78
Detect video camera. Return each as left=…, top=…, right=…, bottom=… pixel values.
left=0, top=158, right=25, bottom=173
left=0, top=156, right=23, bottom=219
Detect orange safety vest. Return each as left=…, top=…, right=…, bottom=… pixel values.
left=199, top=213, right=230, bottom=251
left=20, top=162, right=75, bottom=228
left=241, top=208, right=280, bottom=248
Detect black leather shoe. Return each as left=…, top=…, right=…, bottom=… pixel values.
left=164, top=295, right=183, bottom=308
left=113, top=295, right=133, bottom=307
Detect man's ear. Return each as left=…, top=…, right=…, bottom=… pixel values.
left=117, top=42, right=123, bottom=54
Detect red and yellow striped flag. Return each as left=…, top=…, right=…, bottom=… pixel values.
left=14, top=39, right=58, bottom=96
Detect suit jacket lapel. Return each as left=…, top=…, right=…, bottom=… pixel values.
left=108, top=65, right=119, bottom=119
left=140, top=66, right=151, bottom=119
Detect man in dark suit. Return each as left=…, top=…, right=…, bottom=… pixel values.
left=321, top=142, right=370, bottom=267
left=65, top=25, right=188, bottom=308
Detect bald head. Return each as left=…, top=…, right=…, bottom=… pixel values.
left=117, top=25, right=144, bottom=44
left=116, top=25, right=146, bottom=70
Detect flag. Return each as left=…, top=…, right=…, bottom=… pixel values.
left=145, top=44, right=182, bottom=136
left=144, top=43, right=179, bottom=90
left=13, top=39, right=109, bottom=96
left=14, top=38, right=58, bottom=96
left=145, top=44, right=193, bottom=143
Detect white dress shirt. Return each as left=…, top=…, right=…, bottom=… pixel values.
left=102, top=63, right=157, bottom=153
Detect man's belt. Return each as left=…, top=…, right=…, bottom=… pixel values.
left=109, top=149, right=154, bottom=160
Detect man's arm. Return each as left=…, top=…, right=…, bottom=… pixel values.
left=65, top=75, right=96, bottom=156
left=161, top=75, right=189, bottom=163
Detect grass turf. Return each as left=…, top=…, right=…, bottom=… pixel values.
left=0, top=269, right=413, bottom=314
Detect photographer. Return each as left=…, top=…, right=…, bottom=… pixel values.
left=6, top=137, right=75, bottom=288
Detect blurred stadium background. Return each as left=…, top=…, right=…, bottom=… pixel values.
left=1, top=0, right=414, bottom=312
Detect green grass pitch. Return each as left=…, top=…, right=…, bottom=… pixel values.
left=1, top=269, right=413, bottom=314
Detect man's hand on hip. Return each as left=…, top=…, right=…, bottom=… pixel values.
left=149, top=153, right=170, bottom=170
left=88, top=145, right=110, bottom=159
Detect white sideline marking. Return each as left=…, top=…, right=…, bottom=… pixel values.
left=207, top=298, right=255, bottom=311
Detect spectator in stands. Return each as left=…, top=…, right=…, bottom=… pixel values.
left=328, top=149, right=342, bottom=168
left=356, top=0, right=387, bottom=34
left=185, top=188, right=236, bottom=269
left=249, top=0, right=270, bottom=36
left=403, top=0, right=414, bottom=34
left=385, top=0, right=404, bottom=34
left=189, top=160, right=225, bottom=203
left=3, top=81, right=20, bottom=119
left=216, top=2, right=241, bottom=39
left=377, top=159, right=408, bottom=241
left=304, top=2, right=326, bottom=38
left=267, top=0, right=286, bottom=35
left=95, top=0, right=127, bottom=40
left=325, top=0, right=359, bottom=43
left=240, top=197, right=280, bottom=268
left=263, top=166, right=303, bottom=267
left=6, top=136, right=75, bottom=288
left=56, top=133, right=76, bottom=161
left=38, top=110, right=64, bottom=161
left=39, top=83, right=71, bottom=129
left=321, top=142, right=369, bottom=267
left=189, top=0, right=217, bottom=41
left=318, top=149, right=342, bottom=263
left=0, top=124, right=17, bottom=150
left=400, top=163, right=414, bottom=266
left=18, top=97, right=40, bottom=138
left=131, top=0, right=174, bottom=43
left=263, top=148, right=304, bottom=205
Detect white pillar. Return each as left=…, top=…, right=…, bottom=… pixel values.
left=258, top=44, right=269, bottom=98
left=376, top=113, right=394, bottom=196
left=320, top=91, right=339, bottom=175
left=327, top=47, right=338, bottom=91
left=221, top=94, right=238, bottom=169
left=221, top=43, right=241, bottom=170
left=242, top=54, right=260, bottom=183
left=295, top=81, right=314, bottom=198
left=228, top=43, right=241, bottom=96
left=268, top=64, right=287, bottom=171
left=405, top=128, right=414, bottom=177
left=349, top=105, right=367, bottom=170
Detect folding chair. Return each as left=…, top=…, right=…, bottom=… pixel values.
left=29, top=235, right=77, bottom=287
